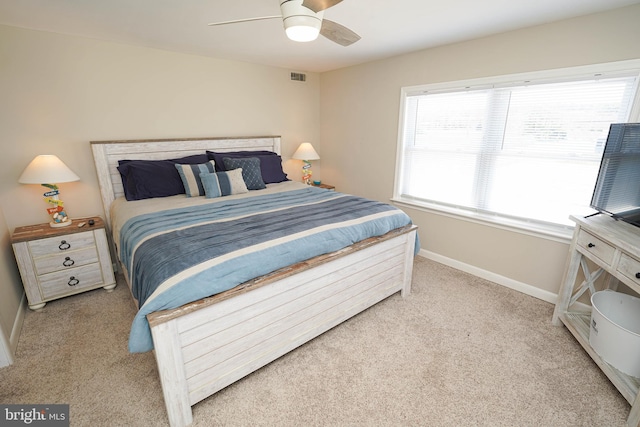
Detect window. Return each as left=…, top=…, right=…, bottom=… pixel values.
left=394, top=62, right=640, bottom=235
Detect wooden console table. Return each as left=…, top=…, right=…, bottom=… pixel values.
left=553, top=214, right=640, bottom=426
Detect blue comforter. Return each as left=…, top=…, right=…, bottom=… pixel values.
left=119, top=186, right=416, bottom=352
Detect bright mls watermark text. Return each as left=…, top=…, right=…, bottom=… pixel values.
left=1, top=405, right=69, bottom=426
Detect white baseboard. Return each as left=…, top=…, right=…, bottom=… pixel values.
left=10, top=293, right=26, bottom=354
left=418, top=249, right=558, bottom=304
left=0, top=293, right=26, bottom=368
left=0, top=333, right=10, bottom=368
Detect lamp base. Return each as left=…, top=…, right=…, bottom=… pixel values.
left=301, top=160, right=312, bottom=185
left=49, top=219, right=72, bottom=228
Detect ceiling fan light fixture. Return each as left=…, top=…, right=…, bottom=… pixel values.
left=281, top=0, right=323, bottom=43
left=208, top=0, right=359, bottom=47
left=284, top=17, right=321, bottom=42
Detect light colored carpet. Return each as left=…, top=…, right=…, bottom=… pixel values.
left=0, top=257, right=629, bottom=426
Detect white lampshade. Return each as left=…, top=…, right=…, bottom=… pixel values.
left=19, top=155, right=80, bottom=184
left=292, top=142, right=320, bottom=161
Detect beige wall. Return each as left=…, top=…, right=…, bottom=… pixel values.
left=0, top=25, right=321, bottom=231
left=319, top=4, right=640, bottom=298
left=0, top=24, right=321, bottom=361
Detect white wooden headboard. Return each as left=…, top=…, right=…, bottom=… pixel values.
left=90, top=135, right=281, bottom=229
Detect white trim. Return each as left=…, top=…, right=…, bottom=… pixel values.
left=392, top=197, right=573, bottom=244
left=630, top=73, right=640, bottom=121
left=10, top=294, right=26, bottom=355
left=401, top=59, right=640, bottom=96
left=0, top=333, right=10, bottom=368
left=0, top=293, right=25, bottom=368
left=417, top=250, right=558, bottom=304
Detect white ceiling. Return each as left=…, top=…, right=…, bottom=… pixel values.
left=1, top=0, right=639, bottom=73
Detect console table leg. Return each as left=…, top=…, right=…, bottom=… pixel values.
left=553, top=247, right=581, bottom=326
left=627, top=392, right=640, bottom=427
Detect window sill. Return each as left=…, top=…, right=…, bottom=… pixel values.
left=391, top=196, right=575, bottom=244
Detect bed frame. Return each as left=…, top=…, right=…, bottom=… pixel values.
left=91, top=136, right=417, bottom=427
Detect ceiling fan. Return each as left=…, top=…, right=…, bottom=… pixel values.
left=208, top=0, right=360, bottom=47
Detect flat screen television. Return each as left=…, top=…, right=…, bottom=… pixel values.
left=590, top=123, right=640, bottom=228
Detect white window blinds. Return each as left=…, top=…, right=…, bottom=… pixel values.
left=396, top=68, right=639, bottom=231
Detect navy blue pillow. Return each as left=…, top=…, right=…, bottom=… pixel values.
left=206, top=151, right=288, bottom=184
left=256, top=155, right=289, bottom=184
left=117, top=154, right=209, bottom=201
left=206, top=150, right=276, bottom=171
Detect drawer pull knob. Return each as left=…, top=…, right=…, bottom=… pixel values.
left=636, top=272, right=640, bottom=279
left=63, top=257, right=75, bottom=267
left=588, top=243, right=595, bottom=248
left=59, top=240, right=71, bottom=250
left=68, top=276, right=79, bottom=287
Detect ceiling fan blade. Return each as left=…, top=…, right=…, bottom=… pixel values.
left=302, top=0, right=343, bottom=13
left=320, top=19, right=360, bottom=46
left=208, top=15, right=280, bottom=26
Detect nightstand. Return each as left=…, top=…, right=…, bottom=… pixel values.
left=11, top=216, right=116, bottom=310
left=312, top=183, right=335, bottom=191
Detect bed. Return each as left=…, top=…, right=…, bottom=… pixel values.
left=91, top=136, right=418, bottom=427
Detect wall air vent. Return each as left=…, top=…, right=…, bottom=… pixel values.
left=290, top=72, right=306, bottom=82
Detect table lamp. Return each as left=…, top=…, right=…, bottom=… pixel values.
left=18, top=154, right=80, bottom=227
left=292, top=142, right=320, bottom=185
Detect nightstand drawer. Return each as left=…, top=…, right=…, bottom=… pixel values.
left=38, top=263, right=105, bottom=299
left=576, top=229, right=616, bottom=266
left=28, top=231, right=96, bottom=258
left=618, top=253, right=640, bottom=288
left=33, top=246, right=99, bottom=275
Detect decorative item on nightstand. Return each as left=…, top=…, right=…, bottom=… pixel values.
left=292, top=142, right=320, bottom=185
left=18, top=155, right=80, bottom=228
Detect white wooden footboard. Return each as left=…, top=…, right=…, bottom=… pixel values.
left=148, top=225, right=417, bottom=427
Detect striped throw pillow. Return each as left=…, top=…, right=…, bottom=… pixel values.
left=200, top=169, right=249, bottom=198
left=175, top=161, right=216, bottom=197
